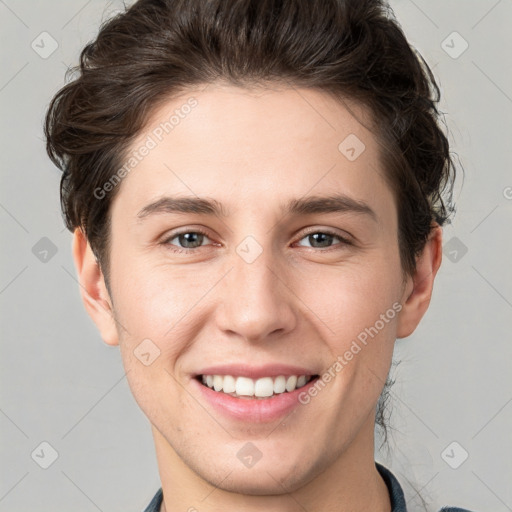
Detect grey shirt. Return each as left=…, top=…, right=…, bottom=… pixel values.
left=142, top=462, right=475, bottom=512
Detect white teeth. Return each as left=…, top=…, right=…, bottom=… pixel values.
left=297, top=375, right=307, bottom=388
left=273, top=375, right=286, bottom=394
left=200, top=374, right=313, bottom=397
left=285, top=375, right=297, bottom=392
left=222, top=375, right=236, bottom=393
left=213, top=375, right=223, bottom=392
left=235, top=376, right=254, bottom=396
left=254, top=377, right=274, bottom=397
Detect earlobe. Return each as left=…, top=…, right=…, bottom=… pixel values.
left=72, top=228, right=119, bottom=346
left=396, top=225, right=443, bottom=339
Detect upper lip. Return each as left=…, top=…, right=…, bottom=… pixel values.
left=194, top=364, right=319, bottom=379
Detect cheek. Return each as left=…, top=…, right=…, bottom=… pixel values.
left=111, top=260, right=197, bottom=416
left=110, top=253, right=209, bottom=337
left=110, top=255, right=226, bottom=392
left=295, top=254, right=403, bottom=345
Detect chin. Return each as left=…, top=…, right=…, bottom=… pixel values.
left=207, top=469, right=307, bottom=496
left=191, top=452, right=322, bottom=497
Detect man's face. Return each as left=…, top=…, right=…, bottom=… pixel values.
left=88, top=84, right=414, bottom=493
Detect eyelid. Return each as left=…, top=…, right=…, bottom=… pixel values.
left=163, top=226, right=211, bottom=239
left=294, top=227, right=353, bottom=248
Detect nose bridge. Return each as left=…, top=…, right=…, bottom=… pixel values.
left=215, top=235, right=296, bottom=341
left=234, top=238, right=276, bottom=298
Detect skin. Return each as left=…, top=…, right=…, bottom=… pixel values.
left=73, top=83, right=442, bottom=512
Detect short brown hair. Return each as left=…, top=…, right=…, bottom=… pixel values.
left=45, top=0, right=455, bottom=296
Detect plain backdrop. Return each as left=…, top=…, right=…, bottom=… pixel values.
left=1, top=1, right=511, bottom=511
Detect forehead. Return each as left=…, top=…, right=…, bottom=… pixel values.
left=110, top=83, right=393, bottom=221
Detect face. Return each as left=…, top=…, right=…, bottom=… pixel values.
left=76, top=83, right=437, bottom=495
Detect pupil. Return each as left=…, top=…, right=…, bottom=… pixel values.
left=310, top=233, right=332, bottom=247
left=180, top=232, right=203, bottom=248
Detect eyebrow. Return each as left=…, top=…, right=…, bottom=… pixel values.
left=136, top=194, right=377, bottom=222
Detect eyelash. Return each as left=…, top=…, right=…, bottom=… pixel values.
left=161, top=228, right=352, bottom=254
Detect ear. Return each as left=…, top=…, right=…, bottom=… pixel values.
left=396, top=224, right=443, bottom=338
left=72, top=228, right=119, bottom=346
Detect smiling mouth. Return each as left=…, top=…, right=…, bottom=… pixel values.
left=195, top=374, right=319, bottom=399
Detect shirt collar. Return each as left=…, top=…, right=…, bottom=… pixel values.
left=376, top=461, right=408, bottom=511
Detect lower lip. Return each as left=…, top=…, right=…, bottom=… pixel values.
left=191, top=376, right=319, bottom=423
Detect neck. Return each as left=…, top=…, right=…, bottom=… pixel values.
left=152, top=415, right=391, bottom=512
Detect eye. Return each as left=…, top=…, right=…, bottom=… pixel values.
left=296, top=230, right=351, bottom=249
left=160, top=228, right=352, bottom=254
left=162, top=229, right=212, bottom=252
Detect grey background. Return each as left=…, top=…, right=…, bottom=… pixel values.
left=1, top=0, right=511, bottom=511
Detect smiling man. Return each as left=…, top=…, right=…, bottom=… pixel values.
left=45, top=1, right=474, bottom=511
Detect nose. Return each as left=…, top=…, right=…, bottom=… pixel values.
left=214, top=244, right=297, bottom=343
